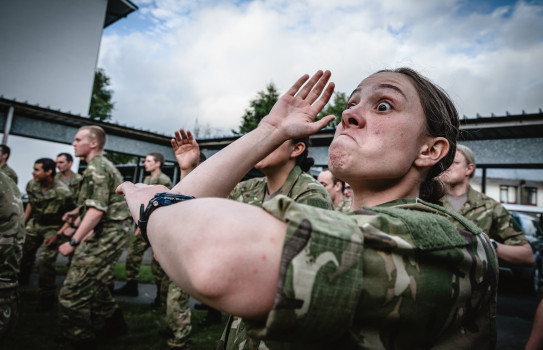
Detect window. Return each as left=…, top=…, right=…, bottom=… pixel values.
left=522, top=187, right=537, bottom=206
left=500, top=185, right=517, bottom=204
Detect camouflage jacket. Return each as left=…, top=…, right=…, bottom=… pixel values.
left=237, top=196, right=498, bottom=350
left=143, top=172, right=172, bottom=188
left=26, top=178, right=76, bottom=232
left=1, top=163, right=18, bottom=184
left=78, top=155, right=130, bottom=223
left=335, top=196, right=352, bottom=213
left=442, top=185, right=527, bottom=245
left=228, top=165, right=333, bottom=210
left=221, top=166, right=333, bottom=350
left=0, top=171, right=25, bottom=291
left=55, top=171, right=83, bottom=200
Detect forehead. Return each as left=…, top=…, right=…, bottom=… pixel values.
left=351, top=72, right=419, bottom=101
left=455, top=151, right=466, bottom=162
left=145, top=155, right=156, bottom=161
left=75, top=129, right=91, bottom=139
left=56, top=155, right=67, bottom=162
left=34, top=162, right=43, bottom=169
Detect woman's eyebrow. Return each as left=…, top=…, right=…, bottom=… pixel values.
left=374, top=83, right=407, bottom=100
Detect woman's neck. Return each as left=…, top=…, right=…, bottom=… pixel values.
left=350, top=170, right=423, bottom=208
left=262, top=162, right=296, bottom=194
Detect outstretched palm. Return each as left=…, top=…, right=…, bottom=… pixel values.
left=171, top=129, right=200, bottom=171
left=262, top=70, right=336, bottom=140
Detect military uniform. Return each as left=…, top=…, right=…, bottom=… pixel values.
left=124, top=172, right=172, bottom=300
left=221, top=165, right=333, bottom=350
left=21, top=179, right=75, bottom=303
left=55, top=171, right=83, bottom=200
left=1, top=164, right=18, bottom=184
left=335, top=196, right=352, bottom=213
left=0, top=171, right=25, bottom=340
left=58, top=154, right=131, bottom=342
left=218, top=196, right=498, bottom=350
left=442, top=185, right=528, bottom=245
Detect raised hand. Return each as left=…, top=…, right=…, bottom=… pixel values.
left=261, top=70, right=336, bottom=140
left=116, top=182, right=169, bottom=223
left=171, top=129, right=200, bottom=173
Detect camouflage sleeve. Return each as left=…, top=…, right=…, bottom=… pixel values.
left=490, top=203, right=528, bottom=245
left=81, top=165, right=111, bottom=213
left=246, top=195, right=364, bottom=342
left=246, top=196, right=498, bottom=347
left=0, top=173, right=25, bottom=289
left=291, top=186, right=334, bottom=210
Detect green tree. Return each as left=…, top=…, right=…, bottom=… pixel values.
left=88, top=68, right=114, bottom=121
left=233, top=83, right=279, bottom=135
left=316, top=91, right=348, bottom=128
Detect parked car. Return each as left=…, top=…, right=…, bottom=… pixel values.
left=499, top=205, right=543, bottom=294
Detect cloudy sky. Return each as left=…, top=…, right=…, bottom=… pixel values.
left=97, top=0, right=543, bottom=137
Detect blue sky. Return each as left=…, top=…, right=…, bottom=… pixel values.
left=95, top=0, right=543, bottom=137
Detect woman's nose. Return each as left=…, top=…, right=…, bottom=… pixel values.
left=341, top=106, right=365, bottom=129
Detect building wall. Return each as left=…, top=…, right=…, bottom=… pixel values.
left=471, top=180, right=543, bottom=207
left=0, top=0, right=107, bottom=116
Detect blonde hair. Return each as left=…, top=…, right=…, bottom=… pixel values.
left=456, top=144, right=476, bottom=179
left=79, top=126, right=106, bottom=151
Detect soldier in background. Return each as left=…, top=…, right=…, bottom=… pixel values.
left=56, top=126, right=132, bottom=349
left=440, top=144, right=534, bottom=266
left=20, top=158, right=76, bottom=311
left=0, top=170, right=25, bottom=342
left=317, top=169, right=351, bottom=212
left=55, top=152, right=83, bottom=199
left=114, top=152, right=171, bottom=309
left=0, top=145, right=18, bottom=184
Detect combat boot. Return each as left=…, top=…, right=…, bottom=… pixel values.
left=96, top=308, right=128, bottom=340
left=113, top=280, right=139, bottom=297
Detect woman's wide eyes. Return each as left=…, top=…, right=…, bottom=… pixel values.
left=377, top=102, right=392, bottom=111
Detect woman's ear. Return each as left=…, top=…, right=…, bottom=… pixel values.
left=414, top=137, right=449, bottom=168
left=289, top=142, right=305, bottom=159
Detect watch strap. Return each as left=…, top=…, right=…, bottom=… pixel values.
left=138, top=192, right=195, bottom=246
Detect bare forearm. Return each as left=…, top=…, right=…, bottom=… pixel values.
left=72, top=208, right=103, bottom=242
left=24, top=204, right=32, bottom=223
left=148, top=197, right=285, bottom=319
left=171, top=124, right=282, bottom=198
left=497, top=243, right=534, bottom=266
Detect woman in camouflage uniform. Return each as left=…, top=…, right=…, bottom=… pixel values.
left=119, top=69, right=498, bottom=349
left=171, top=126, right=333, bottom=348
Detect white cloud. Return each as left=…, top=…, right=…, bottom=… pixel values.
left=98, top=0, right=543, bottom=137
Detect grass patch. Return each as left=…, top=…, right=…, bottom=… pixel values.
left=4, top=288, right=226, bottom=349
left=56, top=263, right=156, bottom=284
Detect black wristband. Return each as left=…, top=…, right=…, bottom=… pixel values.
left=69, top=222, right=78, bottom=229
left=138, top=192, right=195, bottom=246
left=69, top=238, right=79, bottom=247
left=490, top=239, right=498, bottom=251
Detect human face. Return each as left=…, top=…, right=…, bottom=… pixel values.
left=328, top=72, right=428, bottom=184
left=255, top=140, right=295, bottom=171
left=32, top=163, right=50, bottom=183
left=317, top=170, right=339, bottom=202
left=56, top=155, right=72, bottom=173
left=144, top=155, right=159, bottom=172
left=344, top=183, right=353, bottom=200
left=440, top=151, right=471, bottom=187
left=72, top=129, right=93, bottom=158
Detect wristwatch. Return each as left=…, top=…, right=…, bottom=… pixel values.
left=69, top=238, right=79, bottom=247
left=490, top=239, right=498, bottom=251
left=138, top=192, right=195, bottom=246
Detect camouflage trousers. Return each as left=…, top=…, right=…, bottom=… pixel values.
left=0, top=288, right=18, bottom=342
left=58, top=219, right=131, bottom=341
left=125, top=233, right=168, bottom=304
left=19, top=231, right=44, bottom=282
left=37, top=229, right=67, bottom=300
left=166, top=281, right=192, bottom=349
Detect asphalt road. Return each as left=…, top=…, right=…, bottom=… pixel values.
left=496, top=285, right=542, bottom=350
